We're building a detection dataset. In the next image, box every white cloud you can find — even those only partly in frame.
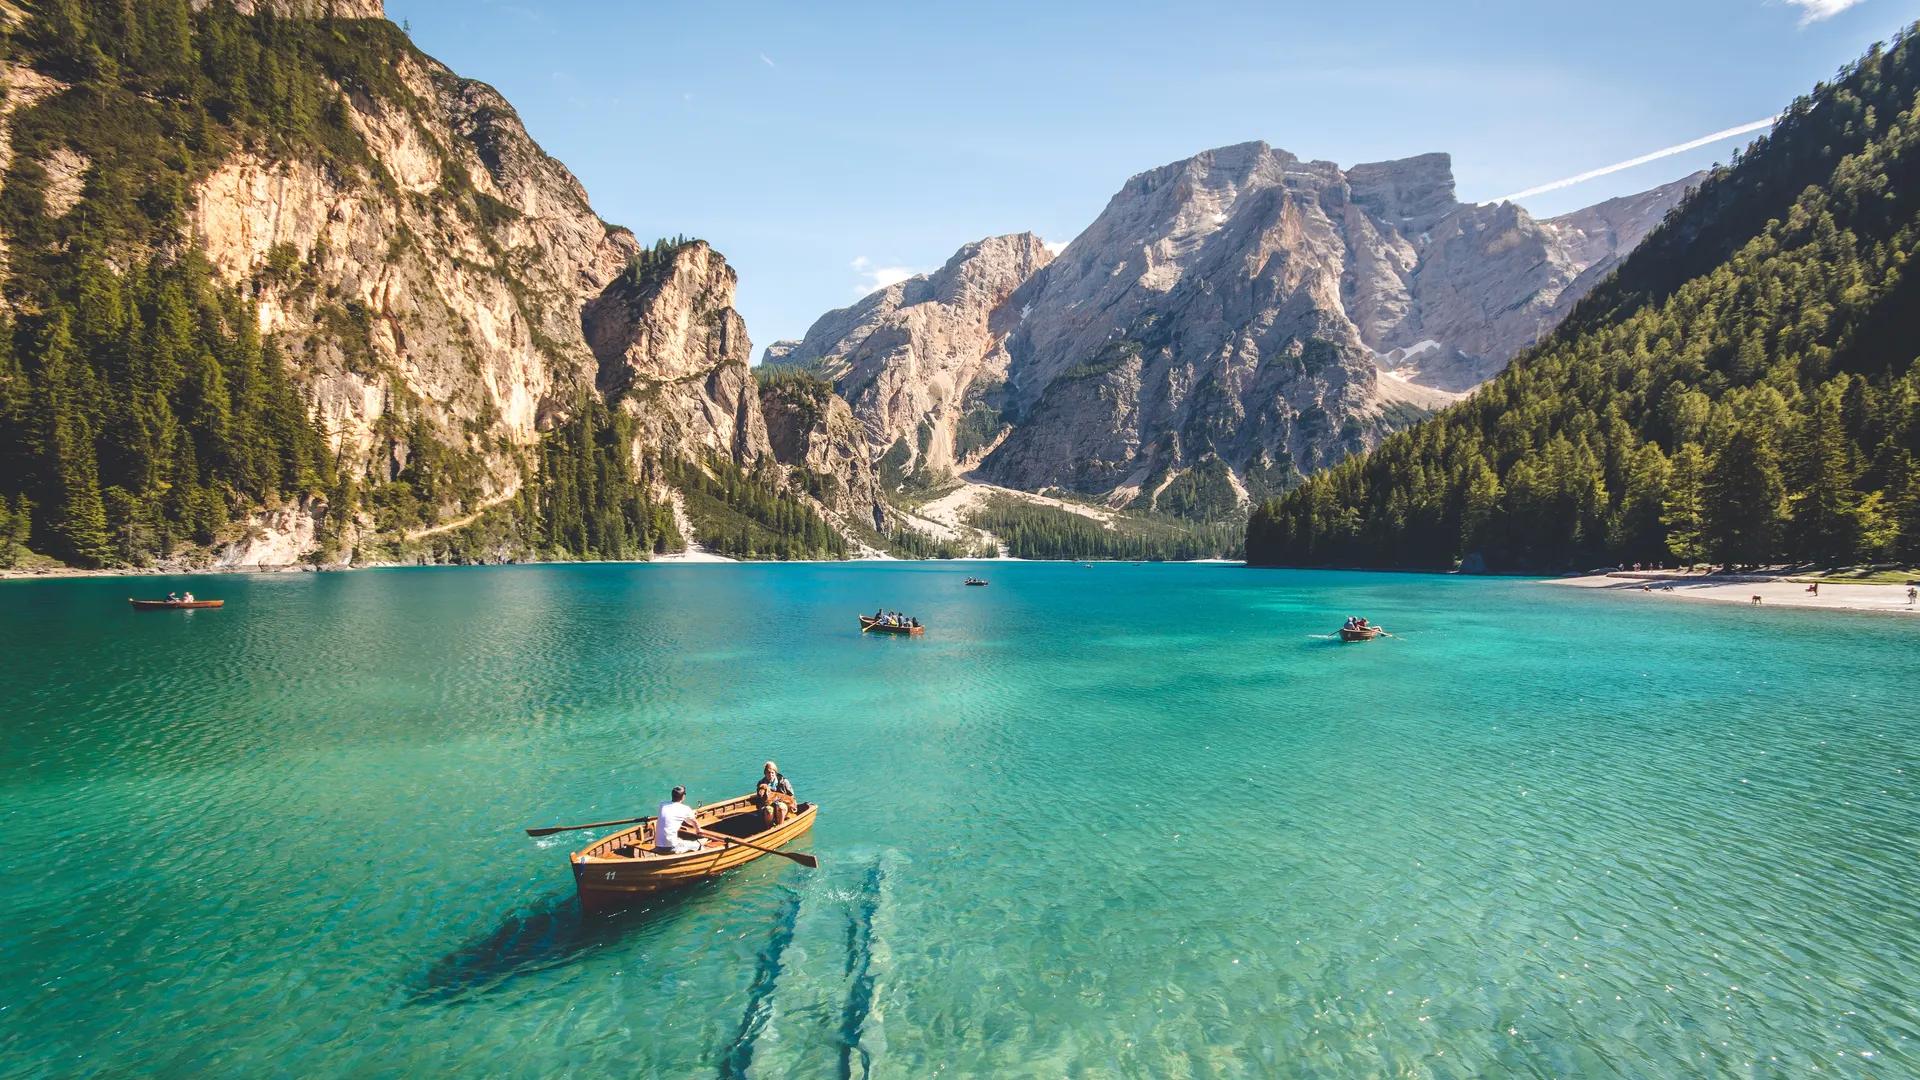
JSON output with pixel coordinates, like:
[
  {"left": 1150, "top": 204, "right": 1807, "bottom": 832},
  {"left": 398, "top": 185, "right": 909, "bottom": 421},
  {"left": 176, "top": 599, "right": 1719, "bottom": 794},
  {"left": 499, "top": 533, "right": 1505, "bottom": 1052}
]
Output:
[
  {"left": 850, "top": 256, "right": 918, "bottom": 296},
  {"left": 1783, "top": 0, "right": 1866, "bottom": 24},
  {"left": 759, "top": 53, "right": 776, "bottom": 68},
  {"left": 1043, "top": 239, "right": 1070, "bottom": 256},
  {"left": 1489, "top": 117, "right": 1777, "bottom": 203}
]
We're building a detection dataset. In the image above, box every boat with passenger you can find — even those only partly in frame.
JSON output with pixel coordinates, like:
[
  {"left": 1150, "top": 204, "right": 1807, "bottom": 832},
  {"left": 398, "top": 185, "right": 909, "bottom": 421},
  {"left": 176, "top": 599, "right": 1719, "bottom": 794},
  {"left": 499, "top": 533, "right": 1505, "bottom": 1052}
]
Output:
[
  {"left": 570, "top": 792, "right": 818, "bottom": 912},
  {"left": 129, "top": 597, "right": 224, "bottom": 610},
  {"left": 859, "top": 613, "right": 924, "bottom": 635},
  {"left": 1337, "top": 616, "right": 1384, "bottom": 641}
]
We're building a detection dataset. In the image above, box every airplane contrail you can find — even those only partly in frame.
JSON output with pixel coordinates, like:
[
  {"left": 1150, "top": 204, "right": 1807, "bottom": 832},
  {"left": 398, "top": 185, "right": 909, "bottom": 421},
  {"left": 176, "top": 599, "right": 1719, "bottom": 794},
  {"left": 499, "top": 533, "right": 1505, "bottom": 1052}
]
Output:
[{"left": 1489, "top": 117, "right": 1779, "bottom": 203}]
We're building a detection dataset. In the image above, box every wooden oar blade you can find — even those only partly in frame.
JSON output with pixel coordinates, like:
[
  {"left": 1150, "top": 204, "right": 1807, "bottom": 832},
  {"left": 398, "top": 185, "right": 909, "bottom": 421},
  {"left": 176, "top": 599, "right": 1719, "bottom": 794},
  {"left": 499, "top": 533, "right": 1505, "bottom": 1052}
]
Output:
[
  {"left": 784, "top": 851, "right": 820, "bottom": 869},
  {"left": 524, "top": 814, "right": 648, "bottom": 839}
]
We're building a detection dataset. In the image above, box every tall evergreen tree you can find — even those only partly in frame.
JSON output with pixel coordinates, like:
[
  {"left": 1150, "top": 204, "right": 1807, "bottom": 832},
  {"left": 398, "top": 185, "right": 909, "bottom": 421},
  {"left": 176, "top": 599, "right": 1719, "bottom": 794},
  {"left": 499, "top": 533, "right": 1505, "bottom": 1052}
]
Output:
[{"left": 1704, "top": 428, "right": 1786, "bottom": 568}]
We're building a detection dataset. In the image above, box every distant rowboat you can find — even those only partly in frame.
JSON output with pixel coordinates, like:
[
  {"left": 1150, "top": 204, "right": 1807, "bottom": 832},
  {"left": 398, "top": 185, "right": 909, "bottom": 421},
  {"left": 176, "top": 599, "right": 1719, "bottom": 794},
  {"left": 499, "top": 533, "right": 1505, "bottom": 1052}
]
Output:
[
  {"left": 1338, "top": 625, "right": 1383, "bottom": 642},
  {"left": 571, "top": 793, "right": 817, "bottom": 912},
  {"left": 963, "top": 578, "right": 988, "bottom": 586},
  {"left": 859, "top": 615, "right": 923, "bottom": 635},
  {"left": 129, "top": 598, "right": 224, "bottom": 610}
]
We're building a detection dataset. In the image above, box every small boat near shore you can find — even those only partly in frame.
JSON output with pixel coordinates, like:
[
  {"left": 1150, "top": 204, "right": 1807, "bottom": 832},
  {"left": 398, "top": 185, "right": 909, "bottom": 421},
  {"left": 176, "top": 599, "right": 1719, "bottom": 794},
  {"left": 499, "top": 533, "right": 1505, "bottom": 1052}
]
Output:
[
  {"left": 859, "top": 614, "right": 924, "bottom": 635},
  {"left": 129, "top": 598, "right": 224, "bottom": 610},
  {"left": 964, "top": 577, "right": 988, "bottom": 586},
  {"left": 1338, "top": 624, "right": 1384, "bottom": 641},
  {"left": 571, "top": 792, "right": 817, "bottom": 912}
]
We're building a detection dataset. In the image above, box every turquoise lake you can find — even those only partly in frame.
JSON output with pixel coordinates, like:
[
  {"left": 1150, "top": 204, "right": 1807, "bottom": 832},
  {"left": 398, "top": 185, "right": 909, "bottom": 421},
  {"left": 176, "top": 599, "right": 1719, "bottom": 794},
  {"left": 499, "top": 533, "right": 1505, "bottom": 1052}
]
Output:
[{"left": 2, "top": 563, "right": 1916, "bottom": 1077}]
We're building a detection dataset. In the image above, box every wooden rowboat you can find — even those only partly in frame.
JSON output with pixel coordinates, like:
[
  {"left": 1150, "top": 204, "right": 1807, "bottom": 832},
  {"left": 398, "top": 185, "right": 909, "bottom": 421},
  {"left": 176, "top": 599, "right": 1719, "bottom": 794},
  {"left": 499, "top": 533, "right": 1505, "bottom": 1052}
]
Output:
[
  {"left": 571, "top": 792, "right": 817, "bottom": 912},
  {"left": 859, "top": 615, "right": 924, "bottom": 635},
  {"left": 129, "top": 598, "right": 224, "bottom": 610},
  {"left": 1338, "top": 625, "right": 1383, "bottom": 641},
  {"left": 963, "top": 578, "right": 988, "bottom": 586}
]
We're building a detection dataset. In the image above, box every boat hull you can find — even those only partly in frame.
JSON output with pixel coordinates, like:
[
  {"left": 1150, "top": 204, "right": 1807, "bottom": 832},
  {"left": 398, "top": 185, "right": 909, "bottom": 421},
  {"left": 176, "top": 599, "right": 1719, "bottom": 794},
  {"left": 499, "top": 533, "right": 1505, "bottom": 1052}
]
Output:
[
  {"left": 129, "top": 599, "right": 224, "bottom": 610},
  {"left": 1338, "top": 626, "right": 1382, "bottom": 641},
  {"left": 571, "top": 793, "right": 817, "bottom": 912},
  {"left": 858, "top": 616, "right": 924, "bottom": 635}
]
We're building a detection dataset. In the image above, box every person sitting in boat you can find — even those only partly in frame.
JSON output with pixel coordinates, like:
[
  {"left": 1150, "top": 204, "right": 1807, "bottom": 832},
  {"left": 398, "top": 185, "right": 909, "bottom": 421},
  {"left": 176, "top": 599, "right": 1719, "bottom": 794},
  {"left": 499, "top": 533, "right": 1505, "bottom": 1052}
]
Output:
[
  {"left": 654, "top": 786, "right": 716, "bottom": 855},
  {"left": 753, "top": 761, "right": 797, "bottom": 826},
  {"left": 181, "top": 591, "right": 195, "bottom": 603},
  {"left": 166, "top": 592, "right": 179, "bottom": 602}
]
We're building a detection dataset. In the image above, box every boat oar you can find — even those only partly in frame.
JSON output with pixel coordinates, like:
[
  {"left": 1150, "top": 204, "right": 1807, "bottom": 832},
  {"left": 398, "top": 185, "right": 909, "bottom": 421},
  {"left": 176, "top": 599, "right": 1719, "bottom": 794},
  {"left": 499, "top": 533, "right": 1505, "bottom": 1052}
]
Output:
[
  {"left": 709, "top": 830, "right": 819, "bottom": 869},
  {"left": 525, "top": 815, "right": 650, "bottom": 838}
]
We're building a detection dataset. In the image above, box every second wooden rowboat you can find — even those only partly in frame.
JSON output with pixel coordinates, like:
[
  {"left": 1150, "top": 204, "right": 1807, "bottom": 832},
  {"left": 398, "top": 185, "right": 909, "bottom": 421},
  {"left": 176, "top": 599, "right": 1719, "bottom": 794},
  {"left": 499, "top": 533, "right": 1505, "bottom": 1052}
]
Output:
[
  {"left": 129, "top": 598, "right": 225, "bottom": 610},
  {"left": 859, "top": 615, "right": 924, "bottom": 635},
  {"left": 571, "top": 792, "right": 817, "bottom": 912}
]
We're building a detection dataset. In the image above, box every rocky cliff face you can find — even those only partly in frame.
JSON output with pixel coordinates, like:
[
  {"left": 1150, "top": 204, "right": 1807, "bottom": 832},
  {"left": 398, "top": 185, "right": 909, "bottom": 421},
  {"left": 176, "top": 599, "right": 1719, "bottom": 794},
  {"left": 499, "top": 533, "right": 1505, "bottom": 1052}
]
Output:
[
  {"left": 767, "top": 233, "right": 1051, "bottom": 483},
  {"left": 758, "top": 376, "right": 888, "bottom": 535},
  {"left": 583, "top": 241, "right": 770, "bottom": 467},
  {"left": 780, "top": 142, "right": 1694, "bottom": 516},
  {"left": 190, "top": 0, "right": 386, "bottom": 18},
  {"left": 171, "top": 4, "right": 868, "bottom": 560}
]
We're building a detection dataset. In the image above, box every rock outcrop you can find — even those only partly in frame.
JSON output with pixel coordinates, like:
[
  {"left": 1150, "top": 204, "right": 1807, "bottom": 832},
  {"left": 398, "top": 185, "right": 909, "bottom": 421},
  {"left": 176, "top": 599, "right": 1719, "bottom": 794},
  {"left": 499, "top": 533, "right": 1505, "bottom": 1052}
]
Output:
[
  {"left": 583, "top": 241, "right": 770, "bottom": 467},
  {"left": 191, "top": 0, "right": 386, "bottom": 18},
  {"left": 758, "top": 376, "right": 888, "bottom": 534},
  {"left": 769, "top": 233, "right": 1051, "bottom": 483},
  {"left": 167, "top": 1, "right": 865, "bottom": 561},
  {"left": 188, "top": 45, "right": 636, "bottom": 529},
  {"left": 778, "top": 142, "right": 1696, "bottom": 516}
]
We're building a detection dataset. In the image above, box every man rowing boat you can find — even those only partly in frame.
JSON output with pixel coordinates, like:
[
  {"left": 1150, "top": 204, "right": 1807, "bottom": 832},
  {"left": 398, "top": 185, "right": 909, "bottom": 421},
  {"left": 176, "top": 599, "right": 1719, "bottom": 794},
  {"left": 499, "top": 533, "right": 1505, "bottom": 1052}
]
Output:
[{"left": 653, "top": 785, "right": 719, "bottom": 854}]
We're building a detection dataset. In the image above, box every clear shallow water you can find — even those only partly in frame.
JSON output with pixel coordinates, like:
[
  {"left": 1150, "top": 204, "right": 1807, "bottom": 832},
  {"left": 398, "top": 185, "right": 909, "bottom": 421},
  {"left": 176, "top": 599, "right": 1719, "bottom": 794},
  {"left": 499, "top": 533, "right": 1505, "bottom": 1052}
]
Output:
[{"left": 1, "top": 564, "right": 1916, "bottom": 1078}]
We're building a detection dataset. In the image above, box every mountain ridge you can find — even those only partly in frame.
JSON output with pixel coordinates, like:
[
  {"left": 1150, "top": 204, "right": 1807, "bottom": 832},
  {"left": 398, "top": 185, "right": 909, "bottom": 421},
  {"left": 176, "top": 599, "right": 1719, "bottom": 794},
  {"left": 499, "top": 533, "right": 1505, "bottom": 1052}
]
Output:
[{"left": 772, "top": 142, "right": 1697, "bottom": 519}]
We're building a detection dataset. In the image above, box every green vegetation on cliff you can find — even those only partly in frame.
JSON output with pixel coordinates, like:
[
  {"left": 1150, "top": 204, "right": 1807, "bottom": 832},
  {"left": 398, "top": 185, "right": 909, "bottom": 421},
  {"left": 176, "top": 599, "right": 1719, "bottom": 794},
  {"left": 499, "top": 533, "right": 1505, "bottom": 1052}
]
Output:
[
  {"left": 0, "top": 1, "right": 437, "bottom": 566},
  {"left": 668, "top": 456, "right": 848, "bottom": 561},
  {"left": 966, "top": 496, "right": 1241, "bottom": 561},
  {"left": 1247, "top": 26, "right": 1920, "bottom": 571}
]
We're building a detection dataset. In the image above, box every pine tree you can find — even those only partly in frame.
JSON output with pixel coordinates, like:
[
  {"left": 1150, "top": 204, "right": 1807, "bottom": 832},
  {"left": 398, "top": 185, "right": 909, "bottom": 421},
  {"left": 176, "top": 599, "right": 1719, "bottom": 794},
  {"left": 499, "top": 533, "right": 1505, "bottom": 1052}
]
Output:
[
  {"left": 35, "top": 312, "right": 113, "bottom": 566},
  {"left": 1662, "top": 443, "right": 1710, "bottom": 568},
  {"left": 1786, "top": 389, "right": 1863, "bottom": 563},
  {"left": 1705, "top": 428, "right": 1786, "bottom": 568}
]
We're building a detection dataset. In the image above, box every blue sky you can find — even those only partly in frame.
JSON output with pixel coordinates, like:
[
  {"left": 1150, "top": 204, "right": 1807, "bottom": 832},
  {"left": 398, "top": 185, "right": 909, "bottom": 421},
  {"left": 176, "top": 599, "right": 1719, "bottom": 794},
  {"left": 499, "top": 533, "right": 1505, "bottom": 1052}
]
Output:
[{"left": 386, "top": 0, "right": 1920, "bottom": 353}]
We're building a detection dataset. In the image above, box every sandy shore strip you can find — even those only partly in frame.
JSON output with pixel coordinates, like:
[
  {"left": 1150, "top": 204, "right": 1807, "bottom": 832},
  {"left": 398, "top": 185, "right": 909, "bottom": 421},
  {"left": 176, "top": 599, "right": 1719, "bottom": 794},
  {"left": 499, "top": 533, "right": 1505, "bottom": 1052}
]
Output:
[{"left": 1550, "top": 571, "right": 1919, "bottom": 615}]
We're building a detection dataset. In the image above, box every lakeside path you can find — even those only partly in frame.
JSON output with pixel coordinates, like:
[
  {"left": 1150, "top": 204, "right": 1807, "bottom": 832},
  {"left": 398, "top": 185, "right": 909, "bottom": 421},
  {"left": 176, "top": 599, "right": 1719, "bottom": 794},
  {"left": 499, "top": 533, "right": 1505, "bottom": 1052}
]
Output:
[{"left": 1550, "top": 571, "right": 1919, "bottom": 615}]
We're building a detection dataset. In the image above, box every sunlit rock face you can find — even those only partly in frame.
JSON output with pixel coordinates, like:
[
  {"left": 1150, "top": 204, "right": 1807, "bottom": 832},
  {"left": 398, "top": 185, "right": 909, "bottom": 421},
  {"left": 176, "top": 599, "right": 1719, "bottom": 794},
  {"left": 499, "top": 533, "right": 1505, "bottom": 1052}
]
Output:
[{"left": 779, "top": 141, "right": 1694, "bottom": 515}]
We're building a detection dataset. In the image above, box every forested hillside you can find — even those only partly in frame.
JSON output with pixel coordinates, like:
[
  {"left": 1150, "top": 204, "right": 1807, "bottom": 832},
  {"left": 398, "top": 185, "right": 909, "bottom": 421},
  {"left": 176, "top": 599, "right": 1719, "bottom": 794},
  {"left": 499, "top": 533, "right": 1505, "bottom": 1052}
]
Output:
[
  {"left": 965, "top": 497, "right": 1241, "bottom": 561},
  {"left": 0, "top": 2, "right": 862, "bottom": 569},
  {"left": 0, "top": 2, "right": 378, "bottom": 565},
  {"left": 1247, "top": 26, "right": 1920, "bottom": 572}
]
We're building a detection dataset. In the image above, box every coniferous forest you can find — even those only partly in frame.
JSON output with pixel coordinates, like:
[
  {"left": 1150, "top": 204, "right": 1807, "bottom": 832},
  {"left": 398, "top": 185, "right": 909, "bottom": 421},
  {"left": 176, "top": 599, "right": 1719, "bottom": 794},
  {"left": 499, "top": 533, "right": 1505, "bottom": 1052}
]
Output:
[
  {"left": 0, "top": 2, "right": 377, "bottom": 567},
  {"left": 0, "top": 3, "right": 845, "bottom": 567},
  {"left": 1247, "top": 26, "right": 1920, "bottom": 572}
]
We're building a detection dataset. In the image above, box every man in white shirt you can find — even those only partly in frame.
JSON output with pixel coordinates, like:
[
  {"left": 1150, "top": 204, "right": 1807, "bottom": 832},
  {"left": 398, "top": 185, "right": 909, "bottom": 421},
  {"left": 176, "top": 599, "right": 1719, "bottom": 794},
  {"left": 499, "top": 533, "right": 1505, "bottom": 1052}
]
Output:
[{"left": 654, "top": 786, "right": 716, "bottom": 855}]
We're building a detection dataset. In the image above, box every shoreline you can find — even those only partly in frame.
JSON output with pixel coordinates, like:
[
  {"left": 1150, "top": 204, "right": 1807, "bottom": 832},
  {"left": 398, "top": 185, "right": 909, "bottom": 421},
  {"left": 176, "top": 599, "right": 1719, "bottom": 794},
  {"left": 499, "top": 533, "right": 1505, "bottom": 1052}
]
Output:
[
  {"left": 1548, "top": 570, "right": 1919, "bottom": 616},
  {"left": 0, "top": 554, "right": 1248, "bottom": 582}
]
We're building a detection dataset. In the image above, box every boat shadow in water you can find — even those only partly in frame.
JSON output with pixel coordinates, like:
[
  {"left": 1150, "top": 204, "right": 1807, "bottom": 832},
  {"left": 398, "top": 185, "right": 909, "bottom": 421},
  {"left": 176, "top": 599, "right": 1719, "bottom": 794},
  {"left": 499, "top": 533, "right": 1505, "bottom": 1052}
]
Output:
[{"left": 407, "top": 884, "right": 717, "bottom": 1005}]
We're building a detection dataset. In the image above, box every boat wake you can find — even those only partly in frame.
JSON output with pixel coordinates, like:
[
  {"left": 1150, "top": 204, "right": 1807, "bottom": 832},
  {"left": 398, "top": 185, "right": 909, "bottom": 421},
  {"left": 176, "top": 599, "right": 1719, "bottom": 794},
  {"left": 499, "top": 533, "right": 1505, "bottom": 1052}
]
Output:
[
  {"left": 721, "top": 891, "right": 804, "bottom": 1078},
  {"left": 714, "top": 852, "right": 903, "bottom": 1077},
  {"left": 837, "top": 858, "right": 891, "bottom": 1079}
]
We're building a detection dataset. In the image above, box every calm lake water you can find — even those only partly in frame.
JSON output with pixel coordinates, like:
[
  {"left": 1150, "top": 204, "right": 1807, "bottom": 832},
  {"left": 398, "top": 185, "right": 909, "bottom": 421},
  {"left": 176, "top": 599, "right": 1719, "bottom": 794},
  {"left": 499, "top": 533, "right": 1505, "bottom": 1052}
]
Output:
[{"left": 1, "top": 563, "right": 1916, "bottom": 1077}]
